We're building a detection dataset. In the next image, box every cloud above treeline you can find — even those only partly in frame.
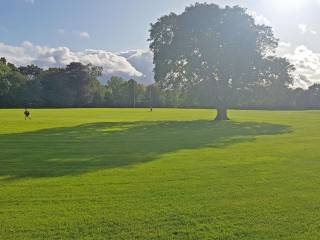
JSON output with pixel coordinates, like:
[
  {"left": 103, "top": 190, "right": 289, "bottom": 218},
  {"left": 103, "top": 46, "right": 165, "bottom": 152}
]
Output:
[
  {"left": 298, "top": 24, "right": 317, "bottom": 35},
  {"left": 0, "top": 41, "right": 319, "bottom": 88},
  {"left": 248, "top": 11, "right": 271, "bottom": 26},
  {"left": 0, "top": 41, "right": 154, "bottom": 84},
  {"left": 277, "top": 42, "right": 320, "bottom": 89}
]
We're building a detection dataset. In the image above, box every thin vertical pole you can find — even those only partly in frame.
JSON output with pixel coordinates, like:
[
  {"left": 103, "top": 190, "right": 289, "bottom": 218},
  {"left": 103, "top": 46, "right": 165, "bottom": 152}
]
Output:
[
  {"left": 133, "top": 81, "right": 136, "bottom": 110},
  {"left": 149, "top": 85, "right": 152, "bottom": 109}
]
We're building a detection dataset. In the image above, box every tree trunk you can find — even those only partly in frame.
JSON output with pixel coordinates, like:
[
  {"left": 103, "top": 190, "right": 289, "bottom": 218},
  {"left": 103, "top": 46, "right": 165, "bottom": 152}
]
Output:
[{"left": 215, "top": 107, "right": 229, "bottom": 121}]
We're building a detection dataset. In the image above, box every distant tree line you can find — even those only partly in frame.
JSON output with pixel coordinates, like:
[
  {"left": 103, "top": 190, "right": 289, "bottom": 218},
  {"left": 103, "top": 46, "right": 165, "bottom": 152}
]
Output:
[
  {"left": 0, "top": 57, "right": 186, "bottom": 108},
  {"left": 0, "top": 57, "right": 319, "bottom": 109}
]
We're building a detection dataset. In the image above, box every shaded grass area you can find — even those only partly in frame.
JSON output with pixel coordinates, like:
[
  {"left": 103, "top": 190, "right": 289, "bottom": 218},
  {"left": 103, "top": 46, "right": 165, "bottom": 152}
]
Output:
[
  {"left": 1, "top": 109, "right": 320, "bottom": 239},
  {"left": 0, "top": 120, "right": 289, "bottom": 180}
]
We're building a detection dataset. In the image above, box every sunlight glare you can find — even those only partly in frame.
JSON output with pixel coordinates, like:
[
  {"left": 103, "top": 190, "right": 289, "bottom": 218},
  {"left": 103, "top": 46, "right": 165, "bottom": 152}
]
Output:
[{"left": 272, "top": 0, "right": 305, "bottom": 11}]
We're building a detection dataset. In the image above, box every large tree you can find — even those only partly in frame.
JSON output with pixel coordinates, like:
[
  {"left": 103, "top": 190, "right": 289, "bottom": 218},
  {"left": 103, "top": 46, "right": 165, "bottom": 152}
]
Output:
[{"left": 149, "top": 3, "right": 295, "bottom": 120}]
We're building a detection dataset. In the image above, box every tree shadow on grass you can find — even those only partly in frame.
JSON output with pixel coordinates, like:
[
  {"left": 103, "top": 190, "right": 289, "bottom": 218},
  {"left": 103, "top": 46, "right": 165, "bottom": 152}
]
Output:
[{"left": 0, "top": 120, "right": 290, "bottom": 180}]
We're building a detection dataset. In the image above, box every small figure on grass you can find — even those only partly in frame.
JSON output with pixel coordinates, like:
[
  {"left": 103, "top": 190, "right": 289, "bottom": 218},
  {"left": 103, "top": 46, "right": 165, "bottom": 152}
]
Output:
[{"left": 24, "top": 108, "right": 31, "bottom": 120}]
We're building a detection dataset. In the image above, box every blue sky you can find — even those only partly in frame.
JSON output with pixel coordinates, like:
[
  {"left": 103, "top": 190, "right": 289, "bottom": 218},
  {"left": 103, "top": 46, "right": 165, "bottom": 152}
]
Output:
[
  {"left": 1, "top": 0, "right": 319, "bottom": 51},
  {"left": 0, "top": 0, "right": 319, "bottom": 87},
  {"left": 1, "top": 0, "right": 218, "bottom": 51}
]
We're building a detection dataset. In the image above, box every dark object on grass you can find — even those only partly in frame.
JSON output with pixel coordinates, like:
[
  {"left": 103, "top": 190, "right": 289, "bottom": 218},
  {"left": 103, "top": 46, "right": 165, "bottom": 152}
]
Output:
[{"left": 24, "top": 109, "right": 31, "bottom": 120}]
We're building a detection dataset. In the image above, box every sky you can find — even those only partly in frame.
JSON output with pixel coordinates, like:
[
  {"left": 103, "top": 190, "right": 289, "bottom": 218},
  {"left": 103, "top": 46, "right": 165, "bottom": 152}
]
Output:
[{"left": 0, "top": 0, "right": 319, "bottom": 87}]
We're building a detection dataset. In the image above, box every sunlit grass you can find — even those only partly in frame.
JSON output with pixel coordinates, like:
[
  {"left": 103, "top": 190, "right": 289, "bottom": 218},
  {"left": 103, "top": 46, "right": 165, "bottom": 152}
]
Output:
[{"left": 0, "top": 108, "right": 320, "bottom": 239}]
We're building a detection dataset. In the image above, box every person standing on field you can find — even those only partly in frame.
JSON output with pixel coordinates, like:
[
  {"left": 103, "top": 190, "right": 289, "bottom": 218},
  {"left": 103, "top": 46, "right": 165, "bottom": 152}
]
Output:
[{"left": 24, "top": 108, "right": 31, "bottom": 120}]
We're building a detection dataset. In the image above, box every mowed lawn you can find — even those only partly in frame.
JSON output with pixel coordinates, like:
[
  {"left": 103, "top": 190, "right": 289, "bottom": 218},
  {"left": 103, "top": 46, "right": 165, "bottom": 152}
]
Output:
[{"left": 1, "top": 109, "right": 320, "bottom": 239}]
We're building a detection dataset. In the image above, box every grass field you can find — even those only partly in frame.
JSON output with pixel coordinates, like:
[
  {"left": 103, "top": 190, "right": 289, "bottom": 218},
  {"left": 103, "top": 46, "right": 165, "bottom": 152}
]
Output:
[{"left": 1, "top": 108, "right": 320, "bottom": 239}]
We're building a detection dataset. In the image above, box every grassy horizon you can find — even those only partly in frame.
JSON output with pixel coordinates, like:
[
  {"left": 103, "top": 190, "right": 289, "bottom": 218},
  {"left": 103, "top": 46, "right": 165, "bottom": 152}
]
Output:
[{"left": 1, "top": 109, "right": 320, "bottom": 239}]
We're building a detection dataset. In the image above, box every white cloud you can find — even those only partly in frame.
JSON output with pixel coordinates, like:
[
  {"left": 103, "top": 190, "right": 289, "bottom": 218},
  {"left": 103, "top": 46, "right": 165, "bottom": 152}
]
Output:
[
  {"left": 79, "top": 31, "right": 90, "bottom": 39},
  {"left": 248, "top": 11, "right": 271, "bottom": 26},
  {"left": 0, "top": 42, "right": 33, "bottom": 66},
  {"left": 310, "top": 29, "right": 317, "bottom": 35},
  {"left": 71, "top": 30, "right": 90, "bottom": 39},
  {"left": 298, "top": 24, "right": 317, "bottom": 35},
  {"left": 118, "top": 50, "right": 154, "bottom": 84},
  {"left": 298, "top": 24, "right": 307, "bottom": 34},
  {"left": 24, "top": 0, "right": 35, "bottom": 4},
  {"left": 79, "top": 49, "right": 142, "bottom": 77},
  {"left": 21, "top": 41, "right": 33, "bottom": 48},
  {"left": 276, "top": 41, "right": 293, "bottom": 56},
  {"left": 0, "top": 41, "right": 152, "bottom": 82},
  {"left": 279, "top": 42, "right": 291, "bottom": 48},
  {"left": 278, "top": 43, "right": 320, "bottom": 88}
]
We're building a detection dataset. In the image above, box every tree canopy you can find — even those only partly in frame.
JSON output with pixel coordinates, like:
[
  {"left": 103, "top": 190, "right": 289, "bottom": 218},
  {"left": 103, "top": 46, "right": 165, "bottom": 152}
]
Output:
[{"left": 149, "top": 3, "right": 296, "bottom": 120}]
